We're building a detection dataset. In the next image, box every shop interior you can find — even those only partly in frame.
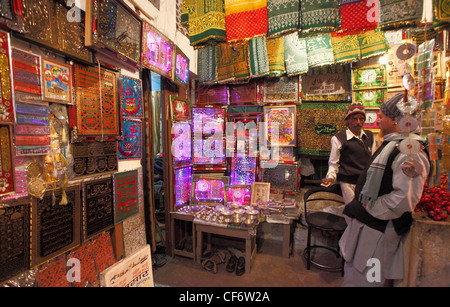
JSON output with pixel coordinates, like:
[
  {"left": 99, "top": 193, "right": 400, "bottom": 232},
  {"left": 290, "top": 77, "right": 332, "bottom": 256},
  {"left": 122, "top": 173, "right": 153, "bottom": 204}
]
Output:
[{"left": 0, "top": 0, "right": 449, "bottom": 288}]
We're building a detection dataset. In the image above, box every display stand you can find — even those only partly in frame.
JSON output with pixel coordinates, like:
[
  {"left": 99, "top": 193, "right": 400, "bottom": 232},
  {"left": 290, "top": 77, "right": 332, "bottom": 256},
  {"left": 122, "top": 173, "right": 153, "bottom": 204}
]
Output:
[
  {"left": 170, "top": 212, "right": 196, "bottom": 261},
  {"left": 195, "top": 220, "right": 257, "bottom": 273}
]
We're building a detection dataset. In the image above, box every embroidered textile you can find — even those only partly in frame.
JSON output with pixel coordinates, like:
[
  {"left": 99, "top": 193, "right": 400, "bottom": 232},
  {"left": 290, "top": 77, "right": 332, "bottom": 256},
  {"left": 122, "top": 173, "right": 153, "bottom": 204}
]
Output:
[
  {"left": 197, "top": 45, "right": 217, "bottom": 83},
  {"left": 306, "top": 34, "right": 335, "bottom": 68},
  {"left": 118, "top": 118, "right": 142, "bottom": 160},
  {"left": 186, "top": 0, "right": 226, "bottom": 47},
  {"left": 358, "top": 27, "right": 389, "bottom": 58},
  {"left": 249, "top": 36, "right": 270, "bottom": 77},
  {"left": 216, "top": 43, "right": 235, "bottom": 82},
  {"left": 225, "top": 0, "right": 268, "bottom": 43},
  {"left": 297, "top": 102, "right": 350, "bottom": 156},
  {"left": 379, "top": 0, "right": 423, "bottom": 28},
  {"left": 267, "top": 0, "right": 300, "bottom": 38},
  {"left": 284, "top": 32, "right": 308, "bottom": 76},
  {"left": 339, "top": 0, "right": 379, "bottom": 34},
  {"left": 301, "top": 0, "right": 341, "bottom": 34},
  {"left": 331, "top": 33, "right": 361, "bottom": 63},
  {"left": 266, "top": 36, "right": 286, "bottom": 76},
  {"left": 231, "top": 42, "right": 251, "bottom": 81},
  {"left": 436, "top": 0, "right": 450, "bottom": 21}
]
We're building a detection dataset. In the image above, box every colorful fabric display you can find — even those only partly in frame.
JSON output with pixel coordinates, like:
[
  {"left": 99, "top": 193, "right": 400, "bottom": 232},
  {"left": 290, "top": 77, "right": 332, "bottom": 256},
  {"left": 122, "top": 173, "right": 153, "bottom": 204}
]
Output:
[
  {"left": 358, "top": 27, "right": 389, "bottom": 58},
  {"left": 331, "top": 33, "right": 361, "bottom": 63},
  {"left": 338, "top": 0, "right": 379, "bottom": 34},
  {"left": 266, "top": 36, "right": 286, "bottom": 76},
  {"left": 231, "top": 42, "right": 251, "bottom": 81},
  {"left": 379, "top": 0, "right": 423, "bottom": 28},
  {"left": 435, "top": 0, "right": 450, "bottom": 21},
  {"left": 224, "top": 0, "right": 268, "bottom": 43},
  {"left": 197, "top": 45, "right": 216, "bottom": 83},
  {"left": 216, "top": 43, "right": 235, "bottom": 82},
  {"left": 249, "top": 36, "right": 270, "bottom": 77},
  {"left": 185, "top": 0, "right": 227, "bottom": 47},
  {"left": 267, "top": 0, "right": 300, "bottom": 38},
  {"left": 284, "top": 32, "right": 308, "bottom": 76},
  {"left": 306, "top": 34, "right": 335, "bottom": 68},
  {"left": 301, "top": 0, "right": 341, "bottom": 34}
]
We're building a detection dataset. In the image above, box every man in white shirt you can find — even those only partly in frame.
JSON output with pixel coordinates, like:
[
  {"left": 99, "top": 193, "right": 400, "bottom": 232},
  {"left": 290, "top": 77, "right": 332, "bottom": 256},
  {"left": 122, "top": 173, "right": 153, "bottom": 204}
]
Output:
[{"left": 322, "top": 103, "right": 375, "bottom": 205}]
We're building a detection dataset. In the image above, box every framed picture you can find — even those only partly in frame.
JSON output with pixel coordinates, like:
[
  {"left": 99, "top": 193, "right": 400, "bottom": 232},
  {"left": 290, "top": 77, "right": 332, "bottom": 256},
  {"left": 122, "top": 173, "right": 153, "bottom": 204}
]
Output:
[
  {"left": 113, "top": 169, "right": 139, "bottom": 223},
  {"left": 141, "top": 21, "right": 174, "bottom": 79},
  {"left": 226, "top": 185, "right": 252, "bottom": 206},
  {"left": 0, "top": 125, "right": 15, "bottom": 196},
  {"left": 170, "top": 96, "right": 190, "bottom": 121},
  {"left": 30, "top": 185, "right": 81, "bottom": 267},
  {"left": 250, "top": 182, "right": 271, "bottom": 205},
  {"left": 85, "top": 0, "right": 142, "bottom": 69},
  {"left": 302, "top": 65, "right": 351, "bottom": 102},
  {"left": 118, "top": 118, "right": 142, "bottom": 160},
  {"left": 260, "top": 161, "right": 300, "bottom": 192},
  {"left": 119, "top": 76, "right": 143, "bottom": 118},
  {"left": 263, "top": 76, "right": 299, "bottom": 104},
  {"left": 41, "top": 58, "right": 73, "bottom": 104},
  {"left": 173, "top": 46, "right": 189, "bottom": 87},
  {"left": 81, "top": 176, "right": 115, "bottom": 242},
  {"left": 264, "top": 105, "right": 296, "bottom": 147},
  {"left": 190, "top": 174, "right": 229, "bottom": 206},
  {"left": 363, "top": 109, "right": 380, "bottom": 129},
  {"left": 353, "top": 89, "right": 387, "bottom": 108},
  {"left": 72, "top": 141, "right": 118, "bottom": 178}
]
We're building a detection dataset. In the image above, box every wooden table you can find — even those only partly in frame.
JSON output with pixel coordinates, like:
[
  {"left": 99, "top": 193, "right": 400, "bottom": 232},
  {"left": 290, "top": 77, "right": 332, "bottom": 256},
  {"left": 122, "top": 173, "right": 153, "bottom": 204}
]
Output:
[{"left": 195, "top": 220, "right": 257, "bottom": 273}]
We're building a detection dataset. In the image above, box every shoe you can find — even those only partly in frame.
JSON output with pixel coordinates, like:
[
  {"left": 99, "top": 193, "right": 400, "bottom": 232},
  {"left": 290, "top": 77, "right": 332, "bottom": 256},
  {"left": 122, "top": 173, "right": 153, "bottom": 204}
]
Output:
[
  {"left": 235, "top": 257, "right": 245, "bottom": 276},
  {"left": 226, "top": 255, "right": 237, "bottom": 273}
]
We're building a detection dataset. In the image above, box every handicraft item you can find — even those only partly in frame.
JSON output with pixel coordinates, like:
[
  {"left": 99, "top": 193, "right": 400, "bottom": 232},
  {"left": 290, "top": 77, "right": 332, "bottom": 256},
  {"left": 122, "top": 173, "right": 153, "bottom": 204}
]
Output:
[
  {"left": 119, "top": 76, "right": 143, "bottom": 118},
  {"left": 118, "top": 117, "right": 142, "bottom": 160},
  {"left": 267, "top": 0, "right": 300, "bottom": 38},
  {"left": 260, "top": 161, "right": 300, "bottom": 192},
  {"left": 30, "top": 184, "right": 81, "bottom": 267},
  {"left": 72, "top": 141, "right": 118, "bottom": 178},
  {"left": 113, "top": 169, "right": 139, "bottom": 223},
  {"left": 41, "top": 58, "right": 72, "bottom": 104},
  {"left": 0, "top": 30, "right": 14, "bottom": 124},
  {"left": 191, "top": 174, "right": 229, "bottom": 206},
  {"left": 264, "top": 105, "right": 296, "bottom": 147}
]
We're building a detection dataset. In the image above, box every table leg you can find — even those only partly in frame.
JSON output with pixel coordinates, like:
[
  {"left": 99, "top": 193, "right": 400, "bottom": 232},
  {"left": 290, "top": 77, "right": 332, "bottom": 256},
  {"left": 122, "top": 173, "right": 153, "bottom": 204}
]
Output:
[
  {"left": 245, "top": 238, "right": 251, "bottom": 273},
  {"left": 282, "top": 223, "right": 291, "bottom": 258},
  {"left": 196, "top": 229, "right": 202, "bottom": 264}
]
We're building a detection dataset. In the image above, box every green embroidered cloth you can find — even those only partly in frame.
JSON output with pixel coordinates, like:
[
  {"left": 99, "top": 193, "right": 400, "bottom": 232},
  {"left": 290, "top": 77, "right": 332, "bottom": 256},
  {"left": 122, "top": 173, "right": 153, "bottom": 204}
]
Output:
[
  {"left": 266, "top": 36, "right": 286, "bottom": 76},
  {"left": 358, "top": 28, "right": 389, "bottom": 59},
  {"left": 306, "top": 34, "right": 335, "bottom": 68},
  {"left": 379, "top": 0, "right": 423, "bottom": 29},
  {"left": 300, "top": 0, "right": 341, "bottom": 35},
  {"left": 297, "top": 102, "right": 350, "bottom": 156},
  {"left": 186, "top": 0, "right": 227, "bottom": 47},
  {"left": 284, "top": 32, "right": 308, "bottom": 76},
  {"left": 231, "top": 42, "right": 250, "bottom": 81},
  {"left": 249, "top": 36, "right": 270, "bottom": 77},
  {"left": 267, "top": 0, "right": 300, "bottom": 38},
  {"left": 435, "top": 0, "right": 450, "bottom": 21},
  {"left": 216, "top": 43, "right": 235, "bottom": 82},
  {"left": 197, "top": 45, "right": 216, "bottom": 83},
  {"left": 331, "top": 34, "right": 361, "bottom": 64}
]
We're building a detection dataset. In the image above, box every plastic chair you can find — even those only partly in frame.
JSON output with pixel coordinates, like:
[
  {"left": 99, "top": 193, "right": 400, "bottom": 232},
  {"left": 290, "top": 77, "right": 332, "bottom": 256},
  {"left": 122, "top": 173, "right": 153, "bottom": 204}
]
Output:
[{"left": 302, "top": 185, "right": 347, "bottom": 276}]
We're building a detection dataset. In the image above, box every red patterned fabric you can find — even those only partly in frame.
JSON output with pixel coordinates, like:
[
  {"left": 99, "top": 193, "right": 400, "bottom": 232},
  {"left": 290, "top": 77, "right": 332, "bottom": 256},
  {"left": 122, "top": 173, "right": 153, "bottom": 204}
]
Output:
[
  {"left": 339, "top": 0, "right": 379, "bottom": 34},
  {"left": 225, "top": 2, "right": 268, "bottom": 43}
]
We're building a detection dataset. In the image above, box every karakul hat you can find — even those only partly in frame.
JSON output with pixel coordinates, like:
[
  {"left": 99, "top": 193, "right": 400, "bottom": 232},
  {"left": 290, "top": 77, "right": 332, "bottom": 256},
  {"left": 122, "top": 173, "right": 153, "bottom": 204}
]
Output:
[
  {"left": 345, "top": 103, "right": 366, "bottom": 120},
  {"left": 379, "top": 93, "right": 403, "bottom": 121}
]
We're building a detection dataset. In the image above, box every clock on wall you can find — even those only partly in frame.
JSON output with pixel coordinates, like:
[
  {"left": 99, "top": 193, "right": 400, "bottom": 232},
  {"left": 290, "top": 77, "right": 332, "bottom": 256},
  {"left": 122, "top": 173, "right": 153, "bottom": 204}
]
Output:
[
  {"left": 363, "top": 109, "right": 380, "bottom": 129},
  {"left": 353, "top": 89, "right": 387, "bottom": 108},
  {"left": 352, "top": 65, "right": 387, "bottom": 90}
]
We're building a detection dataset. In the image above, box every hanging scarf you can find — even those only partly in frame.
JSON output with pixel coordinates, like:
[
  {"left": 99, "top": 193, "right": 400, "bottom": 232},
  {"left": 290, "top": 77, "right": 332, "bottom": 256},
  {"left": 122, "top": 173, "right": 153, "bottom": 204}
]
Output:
[
  {"left": 248, "top": 36, "right": 270, "bottom": 77},
  {"left": 197, "top": 45, "right": 216, "bottom": 84},
  {"left": 284, "top": 32, "right": 308, "bottom": 76},
  {"left": 379, "top": 0, "right": 423, "bottom": 29},
  {"left": 301, "top": 0, "right": 341, "bottom": 35},
  {"left": 338, "top": 0, "right": 379, "bottom": 35},
  {"left": 266, "top": 36, "right": 286, "bottom": 76},
  {"left": 331, "top": 33, "right": 361, "bottom": 64},
  {"left": 225, "top": 0, "right": 268, "bottom": 43},
  {"left": 187, "top": 0, "right": 227, "bottom": 47},
  {"left": 267, "top": 0, "right": 300, "bottom": 38},
  {"left": 216, "top": 43, "right": 235, "bottom": 82},
  {"left": 231, "top": 42, "right": 250, "bottom": 81},
  {"left": 306, "top": 34, "right": 335, "bottom": 68},
  {"left": 358, "top": 27, "right": 389, "bottom": 59}
]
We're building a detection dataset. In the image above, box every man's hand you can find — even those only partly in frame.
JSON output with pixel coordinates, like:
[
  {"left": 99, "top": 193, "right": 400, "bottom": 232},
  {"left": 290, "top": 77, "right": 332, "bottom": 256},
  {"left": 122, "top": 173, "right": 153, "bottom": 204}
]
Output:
[{"left": 321, "top": 178, "right": 335, "bottom": 187}]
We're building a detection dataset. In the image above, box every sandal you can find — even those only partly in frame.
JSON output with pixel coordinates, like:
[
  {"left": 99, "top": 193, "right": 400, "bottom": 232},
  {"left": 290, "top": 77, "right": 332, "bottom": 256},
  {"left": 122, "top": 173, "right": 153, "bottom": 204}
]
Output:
[
  {"left": 201, "top": 259, "right": 217, "bottom": 273},
  {"left": 201, "top": 250, "right": 226, "bottom": 273},
  {"left": 235, "top": 257, "right": 245, "bottom": 276},
  {"left": 226, "top": 255, "right": 237, "bottom": 273}
]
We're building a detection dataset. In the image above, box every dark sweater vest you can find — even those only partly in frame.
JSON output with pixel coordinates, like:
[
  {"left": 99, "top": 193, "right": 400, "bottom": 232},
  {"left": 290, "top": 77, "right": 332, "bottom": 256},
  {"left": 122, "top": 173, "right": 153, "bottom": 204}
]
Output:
[
  {"left": 335, "top": 130, "right": 374, "bottom": 184},
  {"left": 343, "top": 141, "right": 414, "bottom": 235}
]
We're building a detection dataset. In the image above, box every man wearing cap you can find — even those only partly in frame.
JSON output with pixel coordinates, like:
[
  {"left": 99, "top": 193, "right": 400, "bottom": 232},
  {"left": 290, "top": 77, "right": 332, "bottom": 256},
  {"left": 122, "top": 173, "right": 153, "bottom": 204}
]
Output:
[
  {"left": 339, "top": 93, "right": 430, "bottom": 287},
  {"left": 322, "top": 103, "right": 375, "bottom": 206}
]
